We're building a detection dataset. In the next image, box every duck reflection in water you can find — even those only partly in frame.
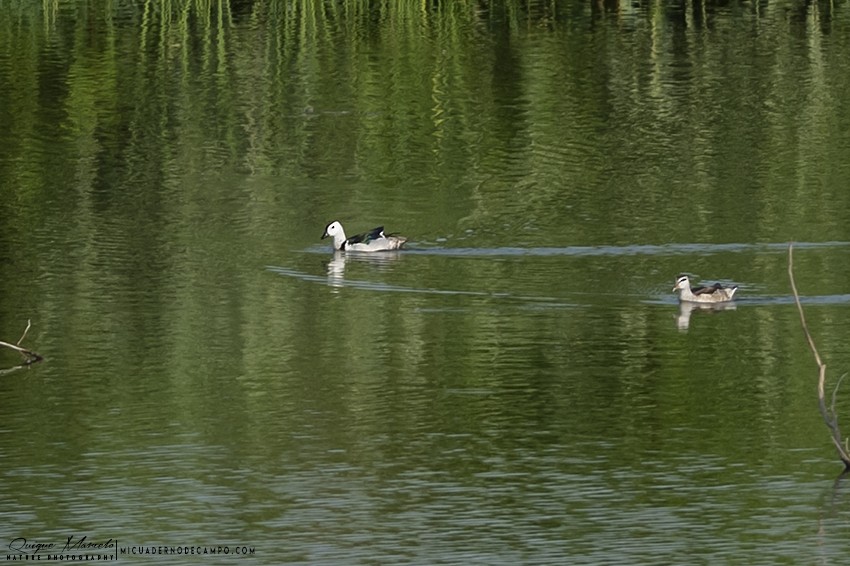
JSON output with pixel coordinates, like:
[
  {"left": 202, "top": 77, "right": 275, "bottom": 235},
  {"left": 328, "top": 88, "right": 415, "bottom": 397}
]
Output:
[
  {"left": 326, "top": 251, "right": 403, "bottom": 289},
  {"left": 677, "top": 301, "right": 737, "bottom": 331}
]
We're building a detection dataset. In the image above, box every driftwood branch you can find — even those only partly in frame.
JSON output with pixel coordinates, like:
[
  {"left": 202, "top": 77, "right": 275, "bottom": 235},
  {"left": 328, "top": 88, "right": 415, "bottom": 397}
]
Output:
[
  {"left": 788, "top": 243, "right": 850, "bottom": 470},
  {"left": 0, "top": 319, "right": 43, "bottom": 372},
  {"left": 17, "top": 318, "right": 32, "bottom": 345}
]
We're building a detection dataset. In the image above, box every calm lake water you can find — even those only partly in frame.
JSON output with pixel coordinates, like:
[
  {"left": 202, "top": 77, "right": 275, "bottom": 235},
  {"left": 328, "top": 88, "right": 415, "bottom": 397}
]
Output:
[{"left": 3, "top": 1, "right": 850, "bottom": 563}]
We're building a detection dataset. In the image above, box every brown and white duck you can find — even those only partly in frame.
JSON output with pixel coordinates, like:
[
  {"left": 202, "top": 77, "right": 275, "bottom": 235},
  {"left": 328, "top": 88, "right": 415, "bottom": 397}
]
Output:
[{"left": 673, "top": 274, "right": 738, "bottom": 303}]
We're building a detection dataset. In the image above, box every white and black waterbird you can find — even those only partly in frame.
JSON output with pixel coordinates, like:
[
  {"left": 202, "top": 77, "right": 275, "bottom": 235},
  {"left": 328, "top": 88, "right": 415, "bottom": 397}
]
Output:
[{"left": 321, "top": 221, "right": 407, "bottom": 252}]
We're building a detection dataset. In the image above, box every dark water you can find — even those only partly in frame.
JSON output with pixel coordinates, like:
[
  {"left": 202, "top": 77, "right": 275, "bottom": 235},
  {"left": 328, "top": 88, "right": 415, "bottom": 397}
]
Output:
[{"left": 3, "top": 1, "right": 850, "bottom": 563}]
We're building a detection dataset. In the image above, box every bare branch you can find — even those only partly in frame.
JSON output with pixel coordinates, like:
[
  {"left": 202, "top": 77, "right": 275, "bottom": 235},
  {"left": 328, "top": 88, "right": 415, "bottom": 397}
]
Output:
[
  {"left": 788, "top": 244, "right": 824, "bottom": 367},
  {"left": 832, "top": 373, "right": 847, "bottom": 420},
  {"left": 788, "top": 242, "right": 850, "bottom": 469},
  {"left": 17, "top": 319, "right": 32, "bottom": 346},
  {"left": 1, "top": 320, "right": 43, "bottom": 370}
]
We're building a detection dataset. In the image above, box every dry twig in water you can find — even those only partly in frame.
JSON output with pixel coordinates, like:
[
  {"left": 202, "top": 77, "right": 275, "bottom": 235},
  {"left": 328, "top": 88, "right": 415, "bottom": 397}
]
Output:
[
  {"left": 0, "top": 319, "right": 43, "bottom": 369},
  {"left": 788, "top": 243, "right": 850, "bottom": 470}
]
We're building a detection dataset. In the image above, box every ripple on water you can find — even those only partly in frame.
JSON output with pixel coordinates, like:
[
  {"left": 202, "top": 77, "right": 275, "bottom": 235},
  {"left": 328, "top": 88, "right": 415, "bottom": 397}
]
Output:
[{"left": 400, "top": 240, "right": 850, "bottom": 258}]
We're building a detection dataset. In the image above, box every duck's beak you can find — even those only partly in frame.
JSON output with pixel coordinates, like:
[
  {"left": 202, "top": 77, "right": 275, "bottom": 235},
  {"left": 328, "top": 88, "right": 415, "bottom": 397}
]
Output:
[
  {"left": 672, "top": 284, "right": 678, "bottom": 292},
  {"left": 321, "top": 230, "right": 329, "bottom": 240}
]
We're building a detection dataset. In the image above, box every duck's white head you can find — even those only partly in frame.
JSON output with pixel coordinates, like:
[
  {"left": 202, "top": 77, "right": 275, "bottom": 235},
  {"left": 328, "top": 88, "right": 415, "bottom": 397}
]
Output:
[
  {"left": 321, "top": 220, "right": 346, "bottom": 250},
  {"left": 673, "top": 274, "right": 690, "bottom": 292}
]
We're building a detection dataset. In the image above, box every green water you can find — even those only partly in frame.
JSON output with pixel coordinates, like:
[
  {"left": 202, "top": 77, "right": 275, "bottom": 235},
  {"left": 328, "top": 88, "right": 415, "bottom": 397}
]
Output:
[{"left": 3, "top": 1, "right": 850, "bottom": 563}]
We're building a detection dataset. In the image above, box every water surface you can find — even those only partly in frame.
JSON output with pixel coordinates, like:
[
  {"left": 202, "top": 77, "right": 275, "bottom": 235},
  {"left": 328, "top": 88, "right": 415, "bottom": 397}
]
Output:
[{"left": 3, "top": 1, "right": 850, "bottom": 564}]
